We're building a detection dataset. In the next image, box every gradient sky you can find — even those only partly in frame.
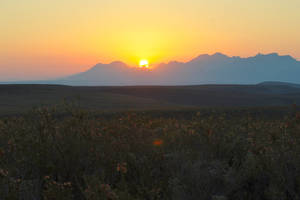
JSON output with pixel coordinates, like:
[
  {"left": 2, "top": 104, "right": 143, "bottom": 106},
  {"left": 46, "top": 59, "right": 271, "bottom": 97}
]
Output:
[{"left": 1, "top": 0, "right": 300, "bottom": 81}]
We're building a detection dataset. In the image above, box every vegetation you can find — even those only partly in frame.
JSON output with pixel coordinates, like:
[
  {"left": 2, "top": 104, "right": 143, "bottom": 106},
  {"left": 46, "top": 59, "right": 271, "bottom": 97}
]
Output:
[{"left": 1, "top": 104, "right": 300, "bottom": 199}]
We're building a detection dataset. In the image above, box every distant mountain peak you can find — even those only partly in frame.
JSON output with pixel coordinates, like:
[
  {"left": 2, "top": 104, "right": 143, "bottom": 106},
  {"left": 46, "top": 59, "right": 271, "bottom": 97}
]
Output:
[
  {"left": 268, "top": 52, "right": 279, "bottom": 56},
  {"left": 89, "top": 61, "right": 128, "bottom": 70},
  {"left": 197, "top": 53, "right": 210, "bottom": 57},
  {"left": 167, "top": 61, "right": 184, "bottom": 65},
  {"left": 256, "top": 52, "right": 279, "bottom": 57},
  {"left": 212, "top": 52, "right": 229, "bottom": 57},
  {"left": 109, "top": 61, "right": 128, "bottom": 67},
  {"left": 189, "top": 52, "right": 229, "bottom": 63},
  {"left": 252, "top": 52, "right": 298, "bottom": 62},
  {"left": 59, "top": 52, "right": 300, "bottom": 86}
]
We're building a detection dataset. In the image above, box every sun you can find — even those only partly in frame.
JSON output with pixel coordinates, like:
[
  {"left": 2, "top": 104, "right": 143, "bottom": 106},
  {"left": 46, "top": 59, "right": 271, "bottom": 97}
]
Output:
[{"left": 139, "top": 59, "right": 149, "bottom": 68}]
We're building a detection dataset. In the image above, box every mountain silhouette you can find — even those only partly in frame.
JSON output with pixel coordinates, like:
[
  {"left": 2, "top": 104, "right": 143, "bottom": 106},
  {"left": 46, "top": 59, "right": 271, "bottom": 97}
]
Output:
[{"left": 53, "top": 53, "right": 300, "bottom": 86}]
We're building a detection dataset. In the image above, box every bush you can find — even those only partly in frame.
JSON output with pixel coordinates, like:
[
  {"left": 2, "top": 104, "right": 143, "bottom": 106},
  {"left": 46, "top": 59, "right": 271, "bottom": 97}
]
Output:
[{"left": 0, "top": 105, "right": 300, "bottom": 199}]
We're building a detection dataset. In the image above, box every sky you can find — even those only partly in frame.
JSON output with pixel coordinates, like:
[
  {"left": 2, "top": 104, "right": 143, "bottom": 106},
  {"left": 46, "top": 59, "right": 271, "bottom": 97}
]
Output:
[{"left": 1, "top": 0, "right": 300, "bottom": 81}]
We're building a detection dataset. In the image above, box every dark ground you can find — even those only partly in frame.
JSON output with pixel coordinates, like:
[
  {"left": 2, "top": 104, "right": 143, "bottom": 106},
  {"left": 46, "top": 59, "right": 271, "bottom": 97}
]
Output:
[{"left": 1, "top": 83, "right": 300, "bottom": 115}]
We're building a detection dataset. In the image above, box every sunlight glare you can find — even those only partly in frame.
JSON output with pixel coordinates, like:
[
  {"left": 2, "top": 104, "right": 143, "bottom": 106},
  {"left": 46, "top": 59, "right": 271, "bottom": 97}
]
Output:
[{"left": 139, "top": 59, "right": 149, "bottom": 68}]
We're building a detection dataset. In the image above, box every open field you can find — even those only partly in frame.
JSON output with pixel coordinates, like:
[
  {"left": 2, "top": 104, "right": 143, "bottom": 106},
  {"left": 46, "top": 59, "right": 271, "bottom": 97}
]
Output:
[
  {"left": 1, "top": 83, "right": 300, "bottom": 115},
  {"left": 0, "top": 85, "right": 182, "bottom": 115},
  {"left": 1, "top": 84, "right": 300, "bottom": 199}
]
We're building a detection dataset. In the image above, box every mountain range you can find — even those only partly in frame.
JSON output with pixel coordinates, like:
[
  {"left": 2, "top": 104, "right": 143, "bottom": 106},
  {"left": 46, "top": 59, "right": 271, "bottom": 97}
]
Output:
[{"left": 2, "top": 53, "right": 300, "bottom": 86}]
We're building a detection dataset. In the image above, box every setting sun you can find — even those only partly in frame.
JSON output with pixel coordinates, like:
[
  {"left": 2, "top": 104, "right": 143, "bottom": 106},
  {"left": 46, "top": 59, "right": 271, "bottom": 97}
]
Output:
[{"left": 139, "top": 60, "right": 149, "bottom": 68}]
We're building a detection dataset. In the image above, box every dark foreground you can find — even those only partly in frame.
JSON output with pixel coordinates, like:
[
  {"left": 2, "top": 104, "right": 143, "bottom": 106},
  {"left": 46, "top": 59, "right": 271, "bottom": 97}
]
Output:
[{"left": 1, "top": 105, "right": 300, "bottom": 200}]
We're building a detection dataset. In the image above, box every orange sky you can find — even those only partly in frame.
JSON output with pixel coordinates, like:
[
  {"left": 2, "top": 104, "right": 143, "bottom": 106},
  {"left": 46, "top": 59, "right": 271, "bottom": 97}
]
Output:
[{"left": 1, "top": 0, "right": 300, "bottom": 81}]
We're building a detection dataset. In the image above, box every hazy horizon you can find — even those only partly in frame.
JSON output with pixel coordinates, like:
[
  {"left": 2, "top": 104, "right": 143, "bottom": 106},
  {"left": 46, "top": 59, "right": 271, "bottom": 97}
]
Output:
[{"left": 0, "top": 52, "right": 299, "bottom": 82}]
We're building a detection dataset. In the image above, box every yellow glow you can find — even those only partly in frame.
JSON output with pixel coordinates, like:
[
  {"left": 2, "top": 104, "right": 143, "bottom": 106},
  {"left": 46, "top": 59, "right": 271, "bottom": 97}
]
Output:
[
  {"left": 139, "top": 59, "right": 149, "bottom": 68},
  {"left": 1, "top": 0, "right": 300, "bottom": 80}
]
